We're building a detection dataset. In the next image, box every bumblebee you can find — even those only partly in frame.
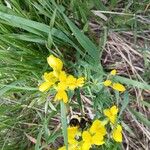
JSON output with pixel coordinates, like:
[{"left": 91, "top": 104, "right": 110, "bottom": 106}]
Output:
[{"left": 69, "top": 115, "right": 91, "bottom": 130}]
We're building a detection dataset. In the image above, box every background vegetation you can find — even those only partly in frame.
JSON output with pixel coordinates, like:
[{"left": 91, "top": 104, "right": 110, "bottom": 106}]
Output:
[{"left": 0, "top": 0, "right": 150, "bottom": 150}]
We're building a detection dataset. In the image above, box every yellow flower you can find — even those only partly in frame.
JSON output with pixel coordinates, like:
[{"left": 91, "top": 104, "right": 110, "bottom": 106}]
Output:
[
  {"left": 43, "top": 72, "right": 57, "bottom": 82},
  {"left": 110, "top": 69, "right": 117, "bottom": 76},
  {"left": 103, "top": 105, "right": 118, "bottom": 124},
  {"left": 90, "top": 120, "right": 106, "bottom": 136},
  {"left": 112, "top": 83, "right": 126, "bottom": 92},
  {"left": 82, "top": 130, "right": 104, "bottom": 150},
  {"left": 81, "top": 119, "right": 106, "bottom": 150},
  {"left": 54, "top": 90, "right": 68, "bottom": 103},
  {"left": 112, "top": 124, "right": 123, "bottom": 142},
  {"left": 91, "top": 132, "right": 105, "bottom": 145},
  {"left": 47, "top": 55, "right": 63, "bottom": 72},
  {"left": 59, "top": 71, "right": 67, "bottom": 82},
  {"left": 67, "top": 75, "right": 77, "bottom": 90},
  {"left": 103, "top": 80, "right": 112, "bottom": 86},
  {"left": 58, "top": 146, "right": 65, "bottom": 150},
  {"left": 39, "top": 72, "right": 57, "bottom": 92},
  {"left": 76, "top": 77, "right": 85, "bottom": 87},
  {"left": 58, "top": 144, "right": 81, "bottom": 150},
  {"left": 82, "top": 131, "right": 92, "bottom": 150},
  {"left": 58, "top": 146, "right": 66, "bottom": 150},
  {"left": 39, "top": 82, "right": 53, "bottom": 92},
  {"left": 58, "top": 127, "right": 81, "bottom": 150},
  {"left": 56, "top": 82, "right": 68, "bottom": 91},
  {"left": 39, "top": 55, "right": 85, "bottom": 104},
  {"left": 67, "top": 76, "right": 85, "bottom": 90},
  {"left": 68, "top": 126, "right": 80, "bottom": 144}
]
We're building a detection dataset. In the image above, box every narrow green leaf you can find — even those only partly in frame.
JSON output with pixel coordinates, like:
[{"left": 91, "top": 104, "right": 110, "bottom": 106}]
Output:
[
  {"left": 122, "top": 121, "right": 136, "bottom": 137},
  {"left": 0, "top": 11, "right": 86, "bottom": 58},
  {"left": 0, "top": 11, "right": 49, "bottom": 33},
  {"left": 48, "top": 131, "right": 62, "bottom": 144},
  {"left": 115, "top": 76, "right": 150, "bottom": 90},
  {"left": 35, "top": 128, "right": 43, "bottom": 150},
  {"left": 44, "top": 100, "right": 49, "bottom": 114},
  {"left": 76, "top": 89, "right": 83, "bottom": 114},
  {"left": 129, "top": 108, "right": 150, "bottom": 127},
  {"left": 48, "top": 101, "right": 57, "bottom": 111},
  {"left": 141, "top": 100, "right": 150, "bottom": 108},
  {"left": 0, "top": 11, "right": 74, "bottom": 45},
  {"left": 0, "top": 84, "right": 38, "bottom": 91},
  {"left": 0, "top": 4, "right": 21, "bottom": 16},
  {"left": 49, "top": 8, "right": 57, "bottom": 29},
  {"left": 5, "top": 34, "right": 46, "bottom": 44},
  {"left": 62, "top": 14, "right": 99, "bottom": 63},
  {"left": 60, "top": 101, "right": 68, "bottom": 150},
  {"left": 119, "top": 91, "right": 129, "bottom": 117},
  {"left": 0, "top": 81, "right": 22, "bottom": 96}
]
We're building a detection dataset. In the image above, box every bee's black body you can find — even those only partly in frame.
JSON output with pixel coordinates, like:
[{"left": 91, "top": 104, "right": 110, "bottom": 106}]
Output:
[
  {"left": 69, "top": 115, "right": 91, "bottom": 130},
  {"left": 69, "top": 118, "right": 80, "bottom": 127}
]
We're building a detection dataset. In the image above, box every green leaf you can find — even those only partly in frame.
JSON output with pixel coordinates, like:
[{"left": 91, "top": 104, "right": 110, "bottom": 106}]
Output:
[
  {"left": 35, "top": 128, "right": 43, "bottom": 150},
  {"left": 60, "top": 101, "right": 68, "bottom": 150},
  {"left": 0, "top": 11, "right": 75, "bottom": 46},
  {"left": 0, "top": 81, "right": 19, "bottom": 96},
  {"left": 62, "top": 14, "right": 99, "bottom": 64},
  {"left": 119, "top": 91, "right": 130, "bottom": 117},
  {"left": 141, "top": 100, "right": 150, "bottom": 108},
  {"left": 115, "top": 76, "right": 150, "bottom": 90},
  {"left": 129, "top": 108, "right": 150, "bottom": 127},
  {"left": 49, "top": 8, "right": 57, "bottom": 29},
  {"left": 47, "top": 131, "right": 62, "bottom": 144},
  {"left": 122, "top": 121, "right": 136, "bottom": 137},
  {"left": 48, "top": 101, "right": 57, "bottom": 111},
  {"left": 49, "top": 8, "right": 104, "bottom": 70},
  {"left": 0, "top": 84, "right": 38, "bottom": 91},
  {"left": 76, "top": 89, "right": 83, "bottom": 114},
  {"left": 5, "top": 34, "right": 46, "bottom": 44}
]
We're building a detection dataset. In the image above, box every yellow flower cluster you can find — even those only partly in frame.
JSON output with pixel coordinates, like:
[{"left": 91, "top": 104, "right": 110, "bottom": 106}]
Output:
[
  {"left": 39, "top": 55, "right": 85, "bottom": 103},
  {"left": 58, "top": 105, "right": 123, "bottom": 150},
  {"left": 58, "top": 119, "right": 106, "bottom": 150},
  {"left": 82, "top": 120, "right": 106, "bottom": 150},
  {"left": 103, "top": 69, "right": 126, "bottom": 92},
  {"left": 104, "top": 105, "right": 123, "bottom": 142}
]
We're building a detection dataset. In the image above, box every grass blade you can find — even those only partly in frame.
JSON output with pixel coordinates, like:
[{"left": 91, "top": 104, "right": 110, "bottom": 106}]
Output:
[
  {"left": 129, "top": 108, "right": 150, "bottom": 127},
  {"left": 60, "top": 101, "right": 68, "bottom": 150},
  {"left": 62, "top": 14, "right": 99, "bottom": 64},
  {"left": 115, "top": 76, "right": 150, "bottom": 90},
  {"left": 0, "top": 84, "right": 38, "bottom": 91},
  {"left": 35, "top": 128, "right": 43, "bottom": 150},
  {"left": 119, "top": 91, "right": 130, "bottom": 117}
]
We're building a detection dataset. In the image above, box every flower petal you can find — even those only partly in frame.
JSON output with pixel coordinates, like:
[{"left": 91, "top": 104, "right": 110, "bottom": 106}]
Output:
[
  {"left": 110, "top": 69, "right": 117, "bottom": 76},
  {"left": 82, "top": 142, "right": 91, "bottom": 150},
  {"left": 112, "top": 83, "right": 126, "bottom": 92},
  {"left": 112, "top": 124, "right": 123, "bottom": 142},
  {"left": 103, "top": 80, "right": 112, "bottom": 86},
  {"left": 90, "top": 120, "right": 100, "bottom": 133},
  {"left": 67, "top": 75, "right": 77, "bottom": 90},
  {"left": 47, "top": 55, "right": 63, "bottom": 71},
  {"left": 104, "top": 107, "right": 117, "bottom": 124},
  {"left": 76, "top": 77, "right": 84, "bottom": 87},
  {"left": 82, "top": 131, "right": 92, "bottom": 142},
  {"left": 54, "top": 90, "right": 68, "bottom": 103},
  {"left": 39, "top": 82, "right": 53, "bottom": 92},
  {"left": 57, "top": 82, "right": 68, "bottom": 91},
  {"left": 110, "top": 105, "right": 118, "bottom": 115},
  {"left": 90, "top": 119, "right": 106, "bottom": 136},
  {"left": 58, "top": 146, "right": 66, "bottom": 150},
  {"left": 92, "top": 133, "right": 105, "bottom": 145},
  {"left": 59, "top": 71, "right": 67, "bottom": 82},
  {"left": 103, "top": 109, "right": 110, "bottom": 117}
]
